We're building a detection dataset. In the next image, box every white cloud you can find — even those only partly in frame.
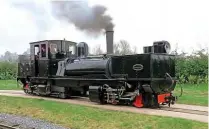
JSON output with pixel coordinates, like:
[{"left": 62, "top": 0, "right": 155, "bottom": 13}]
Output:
[{"left": 0, "top": 0, "right": 208, "bottom": 55}]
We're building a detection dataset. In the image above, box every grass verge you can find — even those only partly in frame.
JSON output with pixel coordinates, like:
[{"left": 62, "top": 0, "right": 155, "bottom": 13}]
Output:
[
  {"left": 174, "top": 83, "right": 208, "bottom": 106},
  {"left": 0, "top": 80, "right": 21, "bottom": 90},
  {"left": 0, "top": 95, "right": 208, "bottom": 129}
]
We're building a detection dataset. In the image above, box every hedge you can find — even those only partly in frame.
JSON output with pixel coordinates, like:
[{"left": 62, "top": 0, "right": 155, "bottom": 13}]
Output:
[{"left": 175, "top": 51, "right": 208, "bottom": 84}]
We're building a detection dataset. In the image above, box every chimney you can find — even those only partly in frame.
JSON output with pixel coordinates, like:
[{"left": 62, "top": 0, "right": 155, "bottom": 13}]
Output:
[{"left": 106, "top": 29, "right": 114, "bottom": 54}]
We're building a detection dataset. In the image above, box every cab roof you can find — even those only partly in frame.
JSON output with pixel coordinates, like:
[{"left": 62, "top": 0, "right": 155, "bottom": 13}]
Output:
[{"left": 29, "top": 40, "right": 77, "bottom": 45}]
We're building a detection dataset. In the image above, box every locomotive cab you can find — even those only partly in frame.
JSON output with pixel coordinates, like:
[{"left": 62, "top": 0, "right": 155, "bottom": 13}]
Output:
[{"left": 17, "top": 40, "right": 77, "bottom": 79}]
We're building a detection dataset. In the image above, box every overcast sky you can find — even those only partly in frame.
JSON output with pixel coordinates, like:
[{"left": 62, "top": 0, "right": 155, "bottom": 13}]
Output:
[{"left": 0, "top": 0, "right": 208, "bottom": 55}]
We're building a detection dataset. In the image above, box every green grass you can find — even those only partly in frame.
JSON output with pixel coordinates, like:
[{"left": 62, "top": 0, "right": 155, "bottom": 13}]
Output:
[
  {"left": 0, "top": 96, "right": 208, "bottom": 129},
  {"left": 0, "top": 80, "right": 21, "bottom": 90},
  {"left": 174, "top": 83, "right": 208, "bottom": 106},
  {"left": 0, "top": 80, "right": 208, "bottom": 106}
]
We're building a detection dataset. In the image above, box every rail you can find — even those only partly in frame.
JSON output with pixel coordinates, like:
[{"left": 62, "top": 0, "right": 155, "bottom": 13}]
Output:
[
  {"left": 159, "top": 107, "right": 208, "bottom": 116},
  {"left": 0, "top": 123, "right": 19, "bottom": 129},
  {"left": 0, "top": 123, "right": 34, "bottom": 129}
]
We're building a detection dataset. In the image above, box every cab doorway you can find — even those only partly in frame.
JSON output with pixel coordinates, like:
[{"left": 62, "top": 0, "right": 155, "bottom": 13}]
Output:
[{"left": 34, "top": 45, "right": 39, "bottom": 77}]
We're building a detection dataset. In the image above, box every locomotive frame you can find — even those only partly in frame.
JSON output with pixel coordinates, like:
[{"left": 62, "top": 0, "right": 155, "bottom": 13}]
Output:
[{"left": 17, "top": 39, "right": 177, "bottom": 108}]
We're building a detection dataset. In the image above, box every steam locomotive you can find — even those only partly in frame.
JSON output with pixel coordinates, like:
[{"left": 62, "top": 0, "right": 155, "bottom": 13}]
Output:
[{"left": 17, "top": 36, "right": 177, "bottom": 108}]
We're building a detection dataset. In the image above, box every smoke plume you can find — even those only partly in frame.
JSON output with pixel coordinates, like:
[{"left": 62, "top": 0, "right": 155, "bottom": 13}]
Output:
[{"left": 51, "top": 1, "right": 114, "bottom": 36}]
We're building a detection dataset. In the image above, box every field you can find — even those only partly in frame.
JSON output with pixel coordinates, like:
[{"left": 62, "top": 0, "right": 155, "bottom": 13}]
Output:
[
  {"left": 174, "top": 83, "right": 208, "bottom": 106},
  {"left": 0, "top": 95, "right": 208, "bottom": 129},
  {"left": 0, "top": 80, "right": 208, "bottom": 106}
]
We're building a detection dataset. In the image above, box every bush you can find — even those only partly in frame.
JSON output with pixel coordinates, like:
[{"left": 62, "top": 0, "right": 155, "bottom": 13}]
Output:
[
  {"left": 0, "top": 61, "right": 17, "bottom": 80},
  {"left": 175, "top": 49, "right": 208, "bottom": 84}
]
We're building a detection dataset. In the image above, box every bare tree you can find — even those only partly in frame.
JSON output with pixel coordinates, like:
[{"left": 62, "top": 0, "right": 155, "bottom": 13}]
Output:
[
  {"left": 132, "top": 46, "right": 137, "bottom": 54},
  {"left": 92, "top": 45, "right": 104, "bottom": 55},
  {"left": 22, "top": 48, "right": 30, "bottom": 55},
  {"left": 113, "top": 40, "right": 137, "bottom": 55},
  {"left": 113, "top": 43, "right": 120, "bottom": 55},
  {"left": 0, "top": 51, "right": 18, "bottom": 62},
  {"left": 118, "top": 40, "right": 132, "bottom": 55},
  {"left": 91, "top": 40, "right": 137, "bottom": 55}
]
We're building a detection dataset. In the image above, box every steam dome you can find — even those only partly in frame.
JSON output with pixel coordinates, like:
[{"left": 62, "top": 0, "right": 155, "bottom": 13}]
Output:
[{"left": 76, "top": 42, "right": 89, "bottom": 57}]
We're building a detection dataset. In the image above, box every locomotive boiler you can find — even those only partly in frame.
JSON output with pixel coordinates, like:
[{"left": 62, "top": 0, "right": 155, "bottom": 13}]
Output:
[{"left": 17, "top": 31, "right": 177, "bottom": 108}]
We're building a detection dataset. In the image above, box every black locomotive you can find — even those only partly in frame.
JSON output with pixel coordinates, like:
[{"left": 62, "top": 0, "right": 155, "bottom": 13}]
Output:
[{"left": 17, "top": 38, "right": 177, "bottom": 108}]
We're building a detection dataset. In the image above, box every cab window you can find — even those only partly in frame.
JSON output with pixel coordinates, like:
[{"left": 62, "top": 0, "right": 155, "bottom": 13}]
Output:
[
  {"left": 34, "top": 45, "right": 40, "bottom": 56},
  {"left": 69, "top": 45, "right": 75, "bottom": 54},
  {"left": 41, "top": 44, "right": 46, "bottom": 57},
  {"left": 50, "top": 44, "right": 57, "bottom": 54}
]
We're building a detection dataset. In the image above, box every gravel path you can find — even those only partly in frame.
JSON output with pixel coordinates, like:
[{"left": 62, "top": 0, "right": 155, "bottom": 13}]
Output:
[
  {"left": 0, "top": 90, "right": 208, "bottom": 123},
  {"left": 0, "top": 113, "right": 69, "bottom": 129}
]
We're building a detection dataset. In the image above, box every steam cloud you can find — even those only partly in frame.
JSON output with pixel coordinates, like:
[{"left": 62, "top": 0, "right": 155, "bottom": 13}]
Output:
[{"left": 51, "top": 1, "right": 114, "bottom": 36}]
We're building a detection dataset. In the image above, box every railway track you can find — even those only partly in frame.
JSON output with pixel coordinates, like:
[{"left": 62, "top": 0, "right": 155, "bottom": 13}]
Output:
[
  {"left": 62, "top": 96, "right": 209, "bottom": 117},
  {"left": 160, "top": 107, "right": 208, "bottom": 116},
  {"left": 0, "top": 123, "right": 34, "bottom": 129},
  {"left": 0, "top": 123, "right": 19, "bottom": 129},
  {"left": 62, "top": 96, "right": 209, "bottom": 116}
]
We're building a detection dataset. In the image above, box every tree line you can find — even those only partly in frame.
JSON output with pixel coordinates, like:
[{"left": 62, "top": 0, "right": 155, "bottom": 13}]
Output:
[{"left": 0, "top": 40, "right": 208, "bottom": 84}]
